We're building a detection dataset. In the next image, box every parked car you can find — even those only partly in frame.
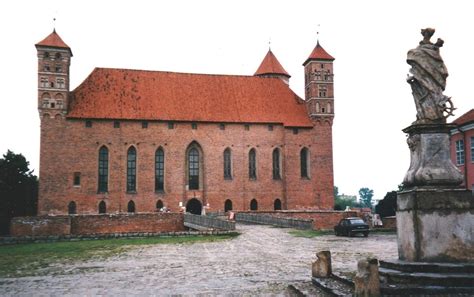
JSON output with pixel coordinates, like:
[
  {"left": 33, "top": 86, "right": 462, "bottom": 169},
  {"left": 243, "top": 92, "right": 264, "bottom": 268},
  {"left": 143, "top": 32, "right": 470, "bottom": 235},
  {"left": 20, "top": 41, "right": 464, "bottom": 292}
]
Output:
[{"left": 334, "top": 217, "right": 369, "bottom": 237}]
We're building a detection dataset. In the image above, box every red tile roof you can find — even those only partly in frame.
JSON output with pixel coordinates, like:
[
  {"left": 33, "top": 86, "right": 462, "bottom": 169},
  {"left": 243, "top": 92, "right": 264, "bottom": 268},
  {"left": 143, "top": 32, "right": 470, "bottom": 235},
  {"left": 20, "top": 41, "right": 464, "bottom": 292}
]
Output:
[
  {"left": 303, "top": 41, "right": 335, "bottom": 65},
  {"left": 68, "top": 68, "right": 313, "bottom": 127},
  {"left": 36, "top": 30, "right": 72, "bottom": 55},
  {"left": 452, "top": 109, "right": 474, "bottom": 126},
  {"left": 254, "top": 50, "right": 290, "bottom": 77}
]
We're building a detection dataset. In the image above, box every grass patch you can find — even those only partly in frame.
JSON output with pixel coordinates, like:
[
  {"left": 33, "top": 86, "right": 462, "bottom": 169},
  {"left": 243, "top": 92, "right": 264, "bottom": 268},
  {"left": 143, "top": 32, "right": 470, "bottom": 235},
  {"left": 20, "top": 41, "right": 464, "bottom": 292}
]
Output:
[
  {"left": 0, "top": 232, "right": 239, "bottom": 278},
  {"left": 288, "top": 229, "right": 333, "bottom": 238}
]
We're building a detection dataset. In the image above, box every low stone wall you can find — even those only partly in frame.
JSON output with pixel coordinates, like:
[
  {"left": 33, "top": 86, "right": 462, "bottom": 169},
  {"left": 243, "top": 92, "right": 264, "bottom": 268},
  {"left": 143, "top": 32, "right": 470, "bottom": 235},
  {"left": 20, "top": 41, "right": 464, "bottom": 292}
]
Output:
[
  {"left": 10, "top": 216, "right": 71, "bottom": 237},
  {"left": 235, "top": 212, "right": 313, "bottom": 230},
  {"left": 236, "top": 210, "right": 358, "bottom": 230},
  {"left": 10, "top": 213, "right": 185, "bottom": 237},
  {"left": 71, "top": 213, "right": 185, "bottom": 234}
]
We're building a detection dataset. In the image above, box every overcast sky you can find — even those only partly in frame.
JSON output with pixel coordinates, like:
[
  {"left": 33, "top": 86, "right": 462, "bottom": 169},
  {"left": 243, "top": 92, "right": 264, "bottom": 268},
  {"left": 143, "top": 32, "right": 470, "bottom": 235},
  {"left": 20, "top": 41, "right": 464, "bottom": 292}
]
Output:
[{"left": 1, "top": 0, "right": 473, "bottom": 200}]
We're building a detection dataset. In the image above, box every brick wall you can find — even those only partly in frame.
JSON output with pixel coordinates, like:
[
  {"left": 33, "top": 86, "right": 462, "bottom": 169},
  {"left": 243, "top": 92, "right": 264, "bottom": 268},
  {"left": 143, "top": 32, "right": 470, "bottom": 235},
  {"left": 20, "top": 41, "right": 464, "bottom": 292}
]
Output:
[
  {"left": 10, "top": 213, "right": 184, "bottom": 236},
  {"left": 71, "top": 213, "right": 185, "bottom": 234},
  {"left": 382, "top": 216, "right": 397, "bottom": 229},
  {"left": 10, "top": 216, "right": 71, "bottom": 236},
  {"left": 38, "top": 118, "right": 334, "bottom": 215},
  {"left": 237, "top": 210, "right": 357, "bottom": 230}
]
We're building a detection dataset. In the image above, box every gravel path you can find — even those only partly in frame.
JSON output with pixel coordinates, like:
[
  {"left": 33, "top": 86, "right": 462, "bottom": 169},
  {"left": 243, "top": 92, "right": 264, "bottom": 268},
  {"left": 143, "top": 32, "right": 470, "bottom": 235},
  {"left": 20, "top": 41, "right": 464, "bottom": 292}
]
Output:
[{"left": 0, "top": 224, "right": 397, "bottom": 296}]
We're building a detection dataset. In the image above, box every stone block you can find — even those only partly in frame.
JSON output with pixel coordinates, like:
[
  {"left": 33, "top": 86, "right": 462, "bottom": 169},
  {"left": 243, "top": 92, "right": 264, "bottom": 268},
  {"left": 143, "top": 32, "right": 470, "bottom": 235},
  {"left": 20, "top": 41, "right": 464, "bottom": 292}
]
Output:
[
  {"left": 354, "top": 258, "right": 380, "bottom": 297},
  {"left": 312, "top": 250, "right": 332, "bottom": 277}
]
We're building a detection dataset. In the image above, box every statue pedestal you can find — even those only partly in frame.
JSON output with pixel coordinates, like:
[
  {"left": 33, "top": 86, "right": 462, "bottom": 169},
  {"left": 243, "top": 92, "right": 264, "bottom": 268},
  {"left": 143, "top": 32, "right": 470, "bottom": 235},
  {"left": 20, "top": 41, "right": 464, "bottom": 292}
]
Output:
[
  {"left": 397, "top": 188, "right": 473, "bottom": 262},
  {"left": 403, "top": 124, "right": 463, "bottom": 187}
]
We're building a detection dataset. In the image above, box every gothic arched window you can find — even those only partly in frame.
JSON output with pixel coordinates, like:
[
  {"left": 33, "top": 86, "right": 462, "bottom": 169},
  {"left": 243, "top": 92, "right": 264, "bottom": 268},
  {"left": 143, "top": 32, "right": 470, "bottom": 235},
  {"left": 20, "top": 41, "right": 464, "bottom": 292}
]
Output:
[
  {"left": 274, "top": 199, "right": 282, "bottom": 210},
  {"left": 224, "top": 199, "right": 233, "bottom": 212},
  {"left": 155, "top": 148, "right": 164, "bottom": 191},
  {"left": 98, "top": 201, "right": 106, "bottom": 214},
  {"left": 300, "top": 147, "right": 310, "bottom": 178},
  {"left": 249, "top": 149, "right": 256, "bottom": 180},
  {"left": 250, "top": 199, "right": 258, "bottom": 211},
  {"left": 272, "top": 148, "right": 281, "bottom": 180},
  {"left": 127, "top": 200, "right": 136, "bottom": 213},
  {"left": 127, "top": 146, "right": 137, "bottom": 192},
  {"left": 224, "top": 148, "right": 232, "bottom": 180},
  {"left": 68, "top": 201, "right": 77, "bottom": 215},
  {"left": 188, "top": 148, "right": 199, "bottom": 190},
  {"left": 98, "top": 146, "right": 109, "bottom": 193}
]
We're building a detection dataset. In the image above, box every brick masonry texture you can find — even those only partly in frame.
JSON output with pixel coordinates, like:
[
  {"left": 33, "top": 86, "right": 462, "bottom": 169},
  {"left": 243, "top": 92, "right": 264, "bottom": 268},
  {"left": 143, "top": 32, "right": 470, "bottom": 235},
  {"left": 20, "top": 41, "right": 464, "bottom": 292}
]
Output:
[
  {"left": 237, "top": 210, "right": 357, "bottom": 230},
  {"left": 38, "top": 119, "right": 334, "bottom": 215},
  {"left": 10, "top": 213, "right": 185, "bottom": 237}
]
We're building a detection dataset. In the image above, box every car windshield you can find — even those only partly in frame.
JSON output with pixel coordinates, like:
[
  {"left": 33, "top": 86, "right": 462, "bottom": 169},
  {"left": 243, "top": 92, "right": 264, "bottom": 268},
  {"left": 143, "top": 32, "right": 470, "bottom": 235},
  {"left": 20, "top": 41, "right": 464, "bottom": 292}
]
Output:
[{"left": 349, "top": 219, "right": 365, "bottom": 224}]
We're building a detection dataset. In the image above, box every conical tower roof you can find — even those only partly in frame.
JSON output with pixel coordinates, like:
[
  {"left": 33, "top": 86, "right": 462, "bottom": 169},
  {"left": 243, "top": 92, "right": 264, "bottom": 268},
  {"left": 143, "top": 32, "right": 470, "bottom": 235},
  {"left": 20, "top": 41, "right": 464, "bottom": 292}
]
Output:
[
  {"left": 254, "top": 49, "right": 290, "bottom": 78},
  {"left": 35, "top": 30, "right": 72, "bottom": 55},
  {"left": 303, "top": 41, "right": 334, "bottom": 65}
]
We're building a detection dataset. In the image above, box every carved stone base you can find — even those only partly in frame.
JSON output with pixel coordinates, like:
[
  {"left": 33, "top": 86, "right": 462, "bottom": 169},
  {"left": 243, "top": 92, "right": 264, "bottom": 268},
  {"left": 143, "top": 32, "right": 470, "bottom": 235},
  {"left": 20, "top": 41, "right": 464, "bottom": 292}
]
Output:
[
  {"left": 403, "top": 124, "right": 463, "bottom": 187},
  {"left": 397, "top": 188, "right": 474, "bottom": 262}
]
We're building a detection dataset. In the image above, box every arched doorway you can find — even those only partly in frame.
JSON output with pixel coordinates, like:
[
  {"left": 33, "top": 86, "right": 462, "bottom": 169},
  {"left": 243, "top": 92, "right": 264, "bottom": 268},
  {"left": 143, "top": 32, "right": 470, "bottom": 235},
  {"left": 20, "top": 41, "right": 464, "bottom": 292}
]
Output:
[
  {"left": 274, "top": 199, "right": 282, "bottom": 210},
  {"left": 186, "top": 198, "right": 202, "bottom": 215},
  {"left": 224, "top": 199, "right": 233, "bottom": 212}
]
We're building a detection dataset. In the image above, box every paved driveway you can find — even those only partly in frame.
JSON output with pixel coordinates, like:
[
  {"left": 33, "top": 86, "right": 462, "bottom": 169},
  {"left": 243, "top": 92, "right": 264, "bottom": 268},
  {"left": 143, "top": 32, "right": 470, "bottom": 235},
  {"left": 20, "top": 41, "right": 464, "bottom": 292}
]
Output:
[{"left": 0, "top": 224, "right": 397, "bottom": 296}]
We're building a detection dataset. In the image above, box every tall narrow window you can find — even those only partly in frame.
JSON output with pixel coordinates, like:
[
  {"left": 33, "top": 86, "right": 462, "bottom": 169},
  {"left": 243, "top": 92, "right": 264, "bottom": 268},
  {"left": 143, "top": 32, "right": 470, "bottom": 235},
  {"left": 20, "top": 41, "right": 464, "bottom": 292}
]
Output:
[
  {"left": 249, "top": 149, "right": 256, "bottom": 180},
  {"left": 224, "top": 148, "right": 232, "bottom": 180},
  {"left": 73, "top": 172, "right": 81, "bottom": 186},
  {"left": 188, "top": 148, "right": 199, "bottom": 190},
  {"left": 155, "top": 148, "right": 164, "bottom": 191},
  {"left": 456, "top": 140, "right": 465, "bottom": 165},
  {"left": 68, "top": 201, "right": 77, "bottom": 215},
  {"left": 98, "top": 201, "right": 106, "bottom": 214},
  {"left": 272, "top": 148, "right": 281, "bottom": 180},
  {"left": 98, "top": 146, "right": 108, "bottom": 193},
  {"left": 471, "top": 137, "right": 474, "bottom": 162},
  {"left": 127, "top": 146, "right": 137, "bottom": 192},
  {"left": 300, "top": 148, "right": 310, "bottom": 178}
]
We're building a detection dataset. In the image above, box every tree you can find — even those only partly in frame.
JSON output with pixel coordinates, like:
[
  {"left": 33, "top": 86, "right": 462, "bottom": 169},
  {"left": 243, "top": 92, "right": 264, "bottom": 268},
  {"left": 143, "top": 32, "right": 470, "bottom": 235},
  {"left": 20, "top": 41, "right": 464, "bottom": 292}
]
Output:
[
  {"left": 375, "top": 191, "right": 397, "bottom": 218},
  {"left": 358, "top": 187, "right": 374, "bottom": 208},
  {"left": 334, "top": 186, "right": 362, "bottom": 210},
  {"left": 0, "top": 150, "right": 38, "bottom": 234}
]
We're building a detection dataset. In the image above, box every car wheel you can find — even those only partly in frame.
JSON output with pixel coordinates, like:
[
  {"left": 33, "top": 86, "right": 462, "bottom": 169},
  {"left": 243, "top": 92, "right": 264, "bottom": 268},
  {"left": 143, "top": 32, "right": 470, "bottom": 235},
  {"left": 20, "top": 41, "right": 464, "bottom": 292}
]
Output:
[
  {"left": 349, "top": 231, "right": 354, "bottom": 237},
  {"left": 364, "top": 232, "right": 369, "bottom": 237}
]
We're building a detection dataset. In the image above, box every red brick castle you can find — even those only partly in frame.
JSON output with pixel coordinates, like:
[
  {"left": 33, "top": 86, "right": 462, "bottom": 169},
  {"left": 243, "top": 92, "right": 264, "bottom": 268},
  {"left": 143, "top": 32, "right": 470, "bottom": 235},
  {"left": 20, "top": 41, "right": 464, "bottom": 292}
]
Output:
[{"left": 35, "top": 30, "right": 335, "bottom": 215}]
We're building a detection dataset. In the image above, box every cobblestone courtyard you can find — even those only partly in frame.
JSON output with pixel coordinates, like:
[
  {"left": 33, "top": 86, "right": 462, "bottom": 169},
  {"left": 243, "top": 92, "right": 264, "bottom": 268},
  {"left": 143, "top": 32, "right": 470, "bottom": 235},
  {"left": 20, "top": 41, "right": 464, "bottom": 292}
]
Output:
[{"left": 0, "top": 224, "right": 397, "bottom": 296}]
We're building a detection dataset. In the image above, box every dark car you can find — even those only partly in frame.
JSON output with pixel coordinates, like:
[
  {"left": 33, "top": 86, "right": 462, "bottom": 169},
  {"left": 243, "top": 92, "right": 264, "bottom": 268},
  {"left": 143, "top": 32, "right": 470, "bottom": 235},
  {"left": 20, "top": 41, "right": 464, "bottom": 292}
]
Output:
[{"left": 334, "top": 217, "right": 369, "bottom": 237}]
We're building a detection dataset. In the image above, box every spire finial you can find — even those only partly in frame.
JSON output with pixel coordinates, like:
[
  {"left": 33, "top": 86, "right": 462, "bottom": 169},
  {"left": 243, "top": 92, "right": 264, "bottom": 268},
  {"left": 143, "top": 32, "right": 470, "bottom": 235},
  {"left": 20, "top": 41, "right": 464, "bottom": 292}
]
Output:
[
  {"left": 53, "top": 17, "right": 56, "bottom": 32},
  {"left": 317, "top": 24, "right": 320, "bottom": 44},
  {"left": 268, "top": 37, "right": 271, "bottom": 51}
]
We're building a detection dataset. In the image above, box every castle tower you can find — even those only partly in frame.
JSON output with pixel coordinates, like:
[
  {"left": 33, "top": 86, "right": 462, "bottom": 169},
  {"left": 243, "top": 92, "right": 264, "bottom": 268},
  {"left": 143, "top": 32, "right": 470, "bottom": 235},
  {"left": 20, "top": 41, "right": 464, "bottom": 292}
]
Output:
[
  {"left": 303, "top": 41, "right": 335, "bottom": 123},
  {"left": 35, "top": 30, "right": 72, "bottom": 118},
  {"left": 254, "top": 49, "right": 291, "bottom": 84}
]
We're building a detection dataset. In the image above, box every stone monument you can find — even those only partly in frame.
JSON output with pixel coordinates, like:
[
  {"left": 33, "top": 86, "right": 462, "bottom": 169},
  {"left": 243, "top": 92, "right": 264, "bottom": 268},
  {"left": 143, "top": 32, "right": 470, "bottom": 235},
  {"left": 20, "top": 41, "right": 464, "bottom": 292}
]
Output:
[{"left": 397, "top": 28, "right": 473, "bottom": 263}]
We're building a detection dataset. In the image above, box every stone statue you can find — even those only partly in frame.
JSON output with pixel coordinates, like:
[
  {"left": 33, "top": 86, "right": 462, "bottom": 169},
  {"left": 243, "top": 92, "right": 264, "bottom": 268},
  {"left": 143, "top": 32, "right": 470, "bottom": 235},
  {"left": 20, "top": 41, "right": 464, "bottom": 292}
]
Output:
[{"left": 406, "top": 28, "right": 455, "bottom": 124}]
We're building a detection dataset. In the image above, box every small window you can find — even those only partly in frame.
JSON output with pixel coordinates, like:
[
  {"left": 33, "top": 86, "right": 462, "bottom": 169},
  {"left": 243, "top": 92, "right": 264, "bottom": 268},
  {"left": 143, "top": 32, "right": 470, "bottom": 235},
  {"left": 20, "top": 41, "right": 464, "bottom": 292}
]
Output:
[
  {"left": 114, "top": 121, "right": 120, "bottom": 128},
  {"left": 293, "top": 128, "right": 298, "bottom": 135},
  {"left": 191, "top": 123, "right": 197, "bottom": 130},
  {"left": 250, "top": 199, "right": 258, "bottom": 211},
  {"left": 220, "top": 123, "right": 225, "bottom": 130},
  {"left": 50, "top": 102, "right": 55, "bottom": 108},
  {"left": 50, "top": 82, "right": 55, "bottom": 88},
  {"left": 274, "top": 199, "right": 282, "bottom": 210},
  {"left": 224, "top": 199, "right": 233, "bottom": 212},
  {"left": 156, "top": 200, "right": 164, "bottom": 210},
  {"left": 127, "top": 200, "right": 136, "bottom": 213},
  {"left": 40, "top": 77, "right": 49, "bottom": 88},
  {"left": 85, "top": 120, "right": 92, "bottom": 128},
  {"left": 168, "top": 122, "right": 174, "bottom": 129},
  {"left": 56, "top": 78, "right": 65, "bottom": 88},
  {"left": 73, "top": 172, "right": 81, "bottom": 186},
  {"left": 98, "top": 201, "right": 106, "bottom": 214},
  {"left": 44, "top": 65, "right": 50, "bottom": 72},
  {"left": 268, "top": 125, "right": 273, "bottom": 131},
  {"left": 44, "top": 52, "right": 50, "bottom": 58},
  {"left": 55, "top": 52, "right": 62, "bottom": 59},
  {"left": 321, "top": 64, "right": 324, "bottom": 69},
  {"left": 456, "top": 140, "right": 465, "bottom": 165},
  {"left": 142, "top": 121, "right": 148, "bottom": 129},
  {"left": 245, "top": 124, "right": 250, "bottom": 131},
  {"left": 55, "top": 65, "right": 62, "bottom": 73},
  {"left": 68, "top": 201, "right": 77, "bottom": 215},
  {"left": 322, "top": 108, "right": 326, "bottom": 113}
]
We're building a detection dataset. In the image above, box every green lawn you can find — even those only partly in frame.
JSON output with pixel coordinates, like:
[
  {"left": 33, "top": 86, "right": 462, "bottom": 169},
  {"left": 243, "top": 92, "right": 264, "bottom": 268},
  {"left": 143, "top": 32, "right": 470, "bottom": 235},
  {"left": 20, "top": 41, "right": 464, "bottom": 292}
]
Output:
[
  {"left": 0, "top": 233, "right": 239, "bottom": 278},
  {"left": 288, "top": 229, "right": 333, "bottom": 238}
]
